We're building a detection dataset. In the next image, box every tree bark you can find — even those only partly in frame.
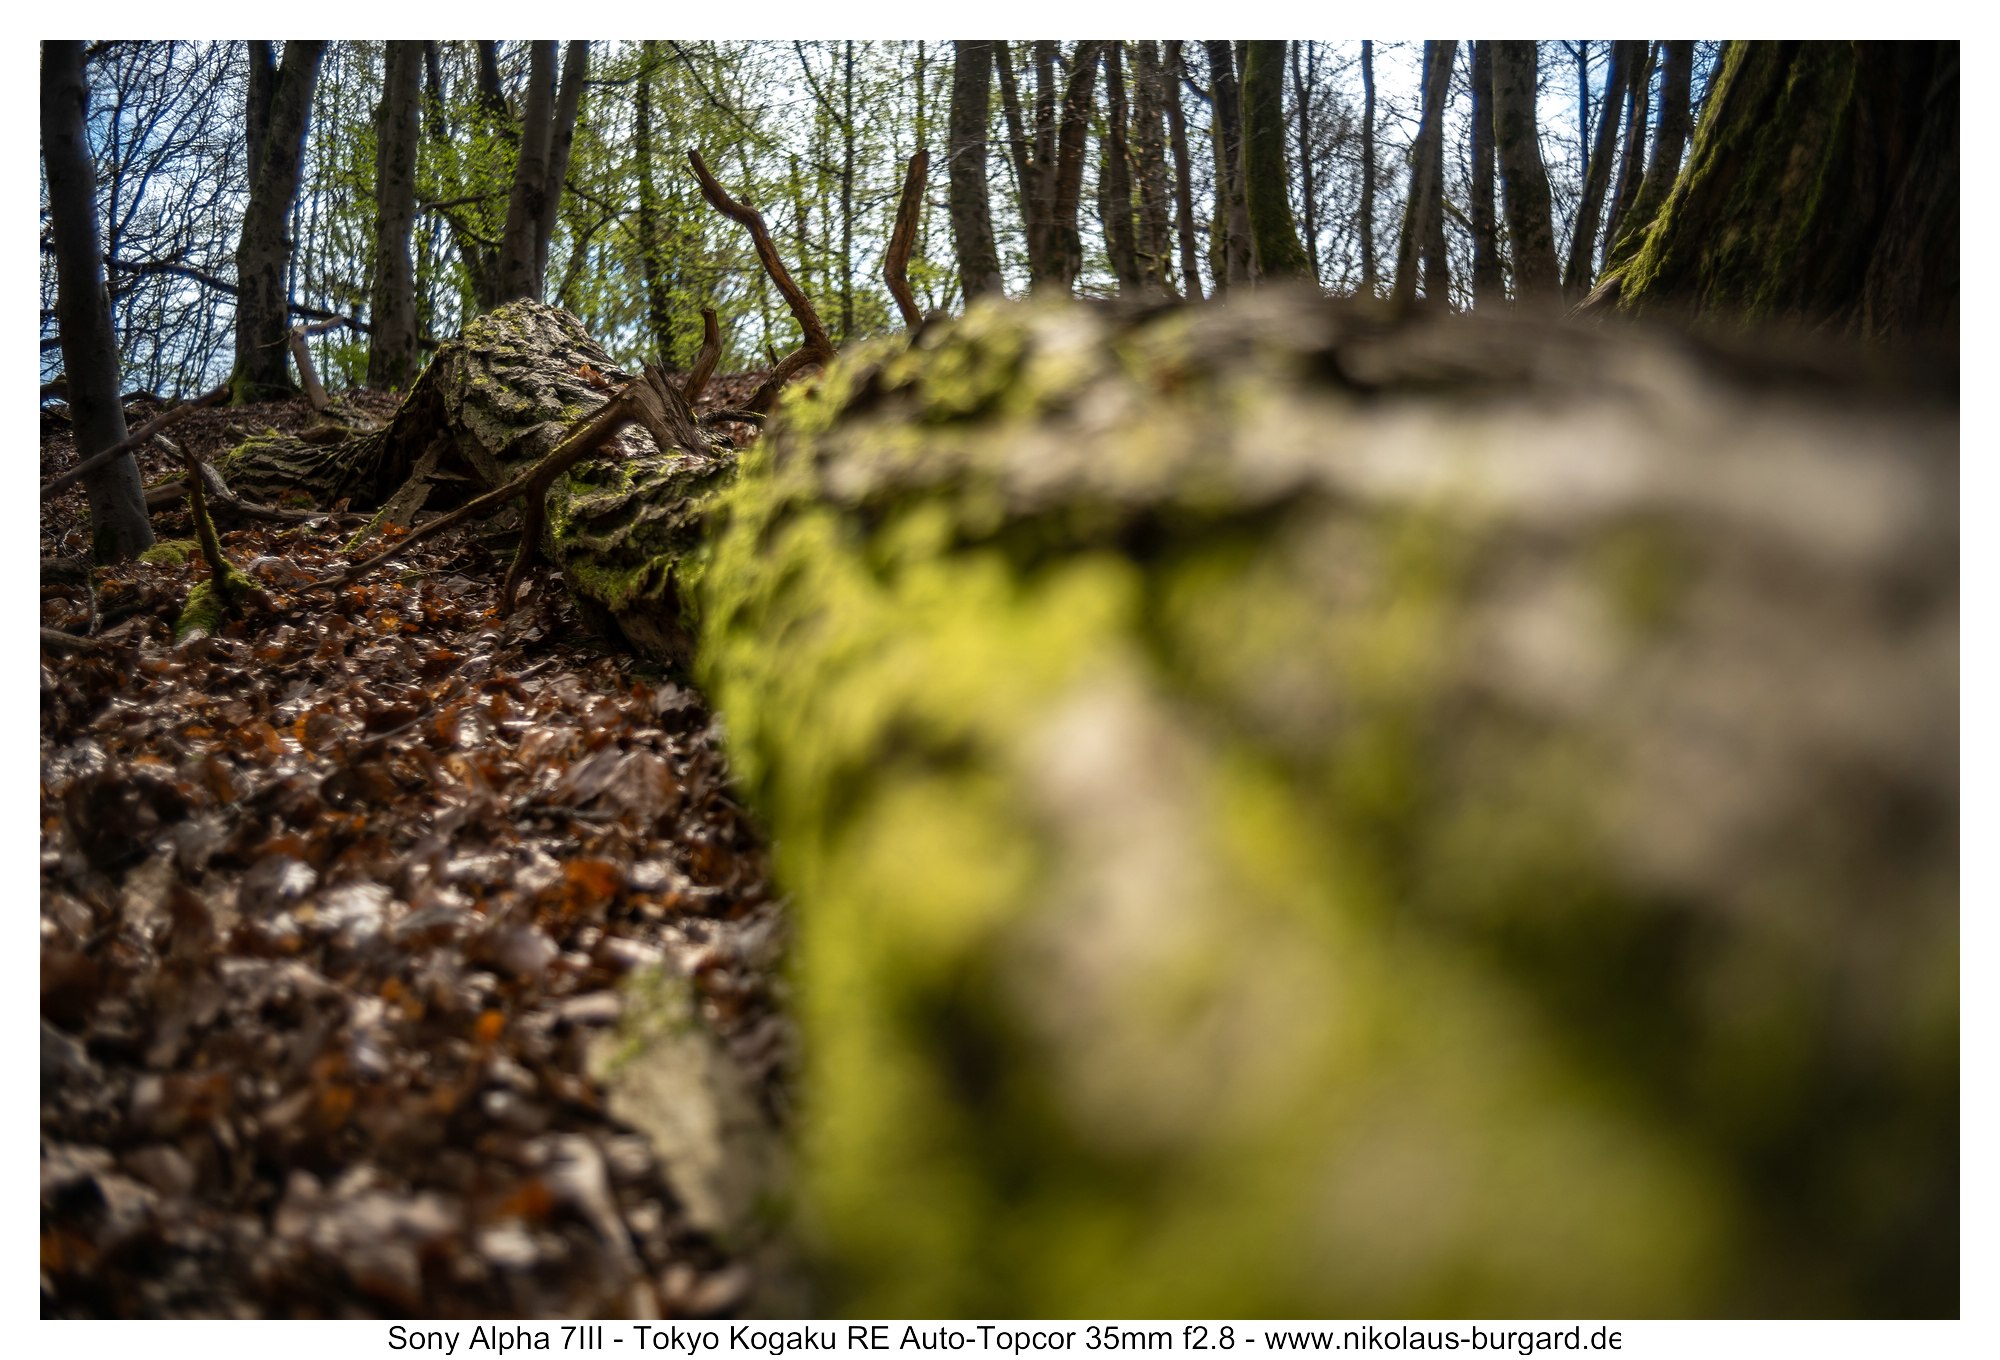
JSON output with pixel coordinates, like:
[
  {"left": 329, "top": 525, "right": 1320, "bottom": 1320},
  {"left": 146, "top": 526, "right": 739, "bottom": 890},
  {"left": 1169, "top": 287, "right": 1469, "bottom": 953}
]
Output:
[
  {"left": 1607, "top": 40, "right": 1694, "bottom": 273},
  {"left": 1562, "top": 40, "right": 1631, "bottom": 298},
  {"left": 1394, "top": 41, "right": 1457, "bottom": 306},
  {"left": 1241, "top": 41, "right": 1311, "bottom": 281},
  {"left": 1291, "top": 41, "right": 1321, "bottom": 285},
  {"left": 1038, "top": 41, "right": 1103, "bottom": 294},
  {"left": 1099, "top": 43, "right": 1144, "bottom": 292},
  {"left": 1131, "top": 41, "right": 1176, "bottom": 294},
  {"left": 533, "top": 42, "right": 590, "bottom": 289},
  {"left": 1592, "top": 41, "right": 1957, "bottom": 343},
  {"left": 367, "top": 41, "right": 423, "bottom": 390},
  {"left": 1204, "top": 41, "right": 1254, "bottom": 291},
  {"left": 947, "top": 41, "right": 1005, "bottom": 303},
  {"left": 1359, "top": 39, "right": 1379, "bottom": 298},
  {"left": 1602, "top": 42, "right": 1655, "bottom": 271},
  {"left": 230, "top": 40, "right": 325, "bottom": 402},
  {"left": 42, "top": 39, "right": 154, "bottom": 559},
  {"left": 634, "top": 43, "right": 678, "bottom": 363},
  {"left": 497, "top": 42, "right": 556, "bottom": 303},
  {"left": 1489, "top": 40, "right": 1560, "bottom": 300},
  {"left": 1163, "top": 41, "right": 1203, "bottom": 301},
  {"left": 1468, "top": 41, "right": 1504, "bottom": 307}
]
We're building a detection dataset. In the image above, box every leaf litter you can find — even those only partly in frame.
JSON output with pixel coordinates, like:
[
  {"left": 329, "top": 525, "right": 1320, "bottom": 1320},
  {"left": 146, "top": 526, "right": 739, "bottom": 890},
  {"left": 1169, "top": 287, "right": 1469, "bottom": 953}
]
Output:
[{"left": 41, "top": 448, "right": 790, "bottom": 1320}]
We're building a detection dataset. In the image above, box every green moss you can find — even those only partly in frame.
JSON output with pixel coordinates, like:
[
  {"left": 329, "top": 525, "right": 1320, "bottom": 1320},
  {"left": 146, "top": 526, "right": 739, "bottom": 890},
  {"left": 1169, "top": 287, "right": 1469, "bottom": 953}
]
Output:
[
  {"left": 174, "top": 577, "right": 225, "bottom": 641},
  {"left": 139, "top": 538, "right": 200, "bottom": 566}
]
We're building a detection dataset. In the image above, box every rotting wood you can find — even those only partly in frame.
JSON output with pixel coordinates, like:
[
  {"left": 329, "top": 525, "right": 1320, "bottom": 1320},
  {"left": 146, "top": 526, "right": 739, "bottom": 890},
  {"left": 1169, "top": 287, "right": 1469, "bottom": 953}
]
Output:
[{"left": 684, "top": 307, "right": 721, "bottom": 404}]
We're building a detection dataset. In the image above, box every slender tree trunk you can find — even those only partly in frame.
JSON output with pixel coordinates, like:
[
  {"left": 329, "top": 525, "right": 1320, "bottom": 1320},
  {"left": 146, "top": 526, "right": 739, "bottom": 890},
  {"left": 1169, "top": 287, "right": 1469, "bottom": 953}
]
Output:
[
  {"left": 1359, "top": 39, "right": 1378, "bottom": 298},
  {"left": 634, "top": 43, "right": 677, "bottom": 364},
  {"left": 498, "top": 41, "right": 557, "bottom": 303},
  {"left": 231, "top": 39, "right": 325, "bottom": 401},
  {"left": 1562, "top": 40, "right": 1631, "bottom": 298},
  {"left": 1204, "top": 41, "right": 1255, "bottom": 290},
  {"left": 1489, "top": 39, "right": 1560, "bottom": 300},
  {"left": 1607, "top": 40, "right": 1694, "bottom": 273},
  {"left": 532, "top": 42, "right": 589, "bottom": 290},
  {"left": 1100, "top": 44, "right": 1144, "bottom": 291},
  {"left": 367, "top": 41, "right": 423, "bottom": 390},
  {"left": 1291, "top": 41, "right": 1321, "bottom": 284},
  {"left": 1421, "top": 47, "right": 1452, "bottom": 305},
  {"left": 993, "top": 43, "right": 1041, "bottom": 280},
  {"left": 840, "top": 41, "right": 856, "bottom": 341},
  {"left": 1592, "top": 41, "right": 1958, "bottom": 342},
  {"left": 1163, "top": 41, "right": 1203, "bottom": 301},
  {"left": 1130, "top": 42, "right": 1176, "bottom": 294},
  {"left": 1573, "top": 41, "right": 1591, "bottom": 191},
  {"left": 1241, "top": 41, "right": 1311, "bottom": 280},
  {"left": 947, "top": 41, "right": 1005, "bottom": 303},
  {"left": 1039, "top": 41, "right": 1103, "bottom": 294},
  {"left": 1469, "top": 41, "right": 1504, "bottom": 307},
  {"left": 1603, "top": 41, "right": 1655, "bottom": 270},
  {"left": 1393, "top": 40, "right": 1456, "bottom": 305},
  {"left": 246, "top": 41, "right": 275, "bottom": 178},
  {"left": 42, "top": 39, "right": 153, "bottom": 559}
]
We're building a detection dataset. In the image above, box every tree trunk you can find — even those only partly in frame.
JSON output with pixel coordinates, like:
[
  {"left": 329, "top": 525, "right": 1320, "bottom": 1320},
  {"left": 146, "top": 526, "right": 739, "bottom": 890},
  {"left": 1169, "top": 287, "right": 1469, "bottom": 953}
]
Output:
[
  {"left": 1205, "top": 41, "right": 1254, "bottom": 291},
  {"left": 840, "top": 41, "right": 856, "bottom": 341},
  {"left": 1489, "top": 40, "right": 1560, "bottom": 300},
  {"left": 231, "top": 40, "right": 325, "bottom": 402},
  {"left": 42, "top": 39, "right": 154, "bottom": 560},
  {"left": 1359, "top": 39, "right": 1378, "bottom": 298},
  {"left": 993, "top": 43, "right": 1041, "bottom": 281},
  {"left": 947, "top": 40, "right": 1005, "bottom": 303},
  {"left": 1039, "top": 41, "right": 1103, "bottom": 295},
  {"left": 1468, "top": 41, "right": 1504, "bottom": 307},
  {"left": 1099, "top": 43, "right": 1144, "bottom": 292},
  {"left": 532, "top": 42, "right": 590, "bottom": 289},
  {"left": 1163, "top": 41, "right": 1203, "bottom": 301},
  {"left": 1562, "top": 40, "right": 1631, "bottom": 298},
  {"left": 497, "top": 42, "right": 557, "bottom": 303},
  {"left": 634, "top": 43, "right": 677, "bottom": 364},
  {"left": 367, "top": 41, "right": 423, "bottom": 390},
  {"left": 1602, "top": 41, "right": 1655, "bottom": 271},
  {"left": 1607, "top": 40, "right": 1694, "bottom": 273},
  {"left": 1291, "top": 41, "right": 1321, "bottom": 285},
  {"left": 1393, "top": 41, "right": 1456, "bottom": 306},
  {"left": 1131, "top": 41, "right": 1176, "bottom": 294},
  {"left": 1593, "top": 41, "right": 1957, "bottom": 342},
  {"left": 1240, "top": 40, "right": 1311, "bottom": 281}
]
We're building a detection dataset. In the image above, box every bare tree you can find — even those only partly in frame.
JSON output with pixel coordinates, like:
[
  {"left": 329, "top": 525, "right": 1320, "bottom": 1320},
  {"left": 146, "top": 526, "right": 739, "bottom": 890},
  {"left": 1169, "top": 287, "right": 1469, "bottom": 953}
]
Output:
[
  {"left": 1358, "top": 39, "right": 1379, "bottom": 297},
  {"left": 1563, "top": 40, "right": 1631, "bottom": 297},
  {"left": 1204, "top": 41, "right": 1254, "bottom": 290},
  {"left": 1393, "top": 41, "right": 1456, "bottom": 305},
  {"left": 1099, "top": 43, "right": 1144, "bottom": 291},
  {"left": 1163, "top": 41, "right": 1203, "bottom": 300},
  {"left": 1242, "top": 41, "right": 1311, "bottom": 280},
  {"left": 1468, "top": 41, "right": 1504, "bottom": 306},
  {"left": 42, "top": 39, "right": 154, "bottom": 557}
]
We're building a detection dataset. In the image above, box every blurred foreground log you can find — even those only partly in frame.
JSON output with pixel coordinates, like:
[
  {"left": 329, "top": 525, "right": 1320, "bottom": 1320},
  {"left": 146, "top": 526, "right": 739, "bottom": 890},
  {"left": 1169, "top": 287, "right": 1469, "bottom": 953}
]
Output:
[{"left": 219, "top": 294, "right": 1956, "bottom": 1317}]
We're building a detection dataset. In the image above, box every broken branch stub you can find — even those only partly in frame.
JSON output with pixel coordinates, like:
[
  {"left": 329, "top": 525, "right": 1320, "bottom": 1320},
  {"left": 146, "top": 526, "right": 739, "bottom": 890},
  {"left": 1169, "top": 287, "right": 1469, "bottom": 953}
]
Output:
[
  {"left": 687, "top": 147, "right": 836, "bottom": 413},
  {"left": 885, "top": 149, "right": 930, "bottom": 329}
]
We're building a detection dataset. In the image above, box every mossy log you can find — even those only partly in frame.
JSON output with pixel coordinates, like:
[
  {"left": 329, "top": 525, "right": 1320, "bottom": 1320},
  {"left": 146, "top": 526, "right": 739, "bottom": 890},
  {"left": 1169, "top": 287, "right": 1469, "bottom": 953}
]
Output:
[{"left": 218, "top": 295, "right": 1956, "bottom": 1317}]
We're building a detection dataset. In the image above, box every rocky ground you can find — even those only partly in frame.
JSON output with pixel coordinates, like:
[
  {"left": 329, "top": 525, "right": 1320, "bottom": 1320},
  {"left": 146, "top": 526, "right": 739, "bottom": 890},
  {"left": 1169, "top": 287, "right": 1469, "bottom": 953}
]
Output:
[{"left": 39, "top": 376, "right": 790, "bottom": 1318}]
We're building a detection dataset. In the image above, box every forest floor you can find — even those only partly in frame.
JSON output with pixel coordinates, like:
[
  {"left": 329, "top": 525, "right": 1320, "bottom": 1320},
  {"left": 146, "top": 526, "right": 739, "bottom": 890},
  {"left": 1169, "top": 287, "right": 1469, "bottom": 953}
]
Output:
[{"left": 39, "top": 380, "right": 793, "bottom": 1319}]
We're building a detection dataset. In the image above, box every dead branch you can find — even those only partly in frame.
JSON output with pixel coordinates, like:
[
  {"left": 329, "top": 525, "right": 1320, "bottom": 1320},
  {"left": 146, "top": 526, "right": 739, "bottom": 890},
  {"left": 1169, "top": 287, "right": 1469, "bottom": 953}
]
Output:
[
  {"left": 685, "top": 307, "right": 721, "bottom": 404},
  {"left": 41, "top": 382, "right": 229, "bottom": 499},
  {"left": 699, "top": 408, "right": 765, "bottom": 428},
  {"left": 688, "top": 147, "right": 837, "bottom": 414},
  {"left": 885, "top": 149, "right": 930, "bottom": 329},
  {"left": 41, "top": 627, "right": 118, "bottom": 654},
  {"left": 288, "top": 328, "right": 332, "bottom": 412}
]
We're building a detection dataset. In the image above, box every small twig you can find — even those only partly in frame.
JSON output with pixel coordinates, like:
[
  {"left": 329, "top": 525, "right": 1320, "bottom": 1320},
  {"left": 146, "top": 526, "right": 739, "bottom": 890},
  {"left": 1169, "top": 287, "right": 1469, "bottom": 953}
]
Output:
[
  {"left": 41, "top": 383, "right": 228, "bottom": 499},
  {"left": 885, "top": 149, "right": 930, "bottom": 329},
  {"left": 684, "top": 308, "right": 721, "bottom": 405},
  {"left": 699, "top": 408, "right": 765, "bottom": 427}
]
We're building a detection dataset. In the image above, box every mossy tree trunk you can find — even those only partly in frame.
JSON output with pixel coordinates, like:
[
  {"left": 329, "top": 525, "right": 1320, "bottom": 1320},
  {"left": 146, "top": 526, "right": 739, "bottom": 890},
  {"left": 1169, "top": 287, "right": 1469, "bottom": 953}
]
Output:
[
  {"left": 218, "top": 294, "right": 1955, "bottom": 1319},
  {"left": 1241, "top": 40, "right": 1312, "bottom": 281},
  {"left": 1562, "top": 39, "right": 1630, "bottom": 298},
  {"left": 1594, "top": 41, "right": 1957, "bottom": 341},
  {"left": 1204, "top": 41, "right": 1255, "bottom": 291}
]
